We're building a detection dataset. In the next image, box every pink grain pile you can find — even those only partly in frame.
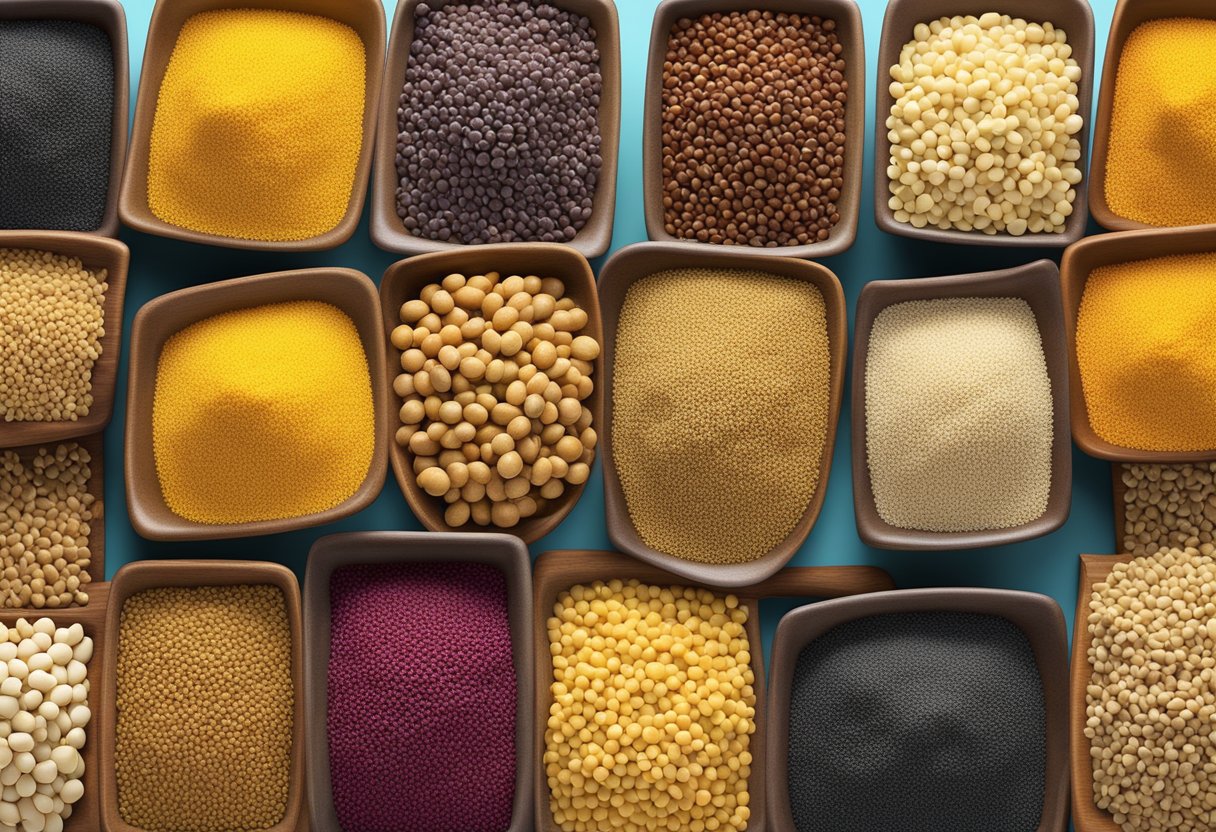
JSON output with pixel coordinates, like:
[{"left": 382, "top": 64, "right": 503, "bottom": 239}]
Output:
[{"left": 327, "top": 561, "right": 517, "bottom": 832}]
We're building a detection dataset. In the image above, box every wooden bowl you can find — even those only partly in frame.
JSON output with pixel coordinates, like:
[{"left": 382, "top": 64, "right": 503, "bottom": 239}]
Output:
[
  {"left": 0, "top": 0, "right": 128, "bottom": 237},
  {"left": 872, "top": 0, "right": 1095, "bottom": 247},
  {"left": 640, "top": 0, "right": 866, "bottom": 259},
  {"left": 531, "top": 549, "right": 897, "bottom": 832},
  {"left": 124, "top": 268, "right": 389, "bottom": 541},
  {"left": 0, "top": 433, "right": 105, "bottom": 604},
  {"left": 597, "top": 242, "right": 847, "bottom": 587},
  {"left": 1061, "top": 224, "right": 1216, "bottom": 462},
  {"left": 767, "top": 587, "right": 1070, "bottom": 832},
  {"left": 303, "top": 531, "right": 533, "bottom": 832},
  {"left": 0, "top": 232, "right": 129, "bottom": 447},
  {"left": 1071, "top": 553, "right": 1136, "bottom": 832},
  {"left": 98, "top": 560, "right": 304, "bottom": 832},
  {"left": 380, "top": 244, "right": 602, "bottom": 543},
  {"left": 117, "top": 0, "right": 385, "bottom": 251},
  {"left": 851, "top": 259, "right": 1073, "bottom": 550},
  {"left": 369, "top": 0, "right": 620, "bottom": 259},
  {"left": 1088, "top": 0, "right": 1216, "bottom": 232}
]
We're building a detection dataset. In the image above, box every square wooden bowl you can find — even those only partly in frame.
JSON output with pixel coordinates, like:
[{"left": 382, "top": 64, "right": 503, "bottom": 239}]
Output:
[
  {"left": 0, "top": 581, "right": 111, "bottom": 832},
  {"left": 0, "top": 433, "right": 105, "bottom": 603},
  {"left": 303, "top": 531, "right": 533, "bottom": 832},
  {"left": 1071, "top": 553, "right": 1136, "bottom": 832},
  {"left": 767, "top": 587, "right": 1070, "bottom": 832},
  {"left": 124, "top": 267, "right": 389, "bottom": 541},
  {"left": 873, "top": 0, "right": 1095, "bottom": 247},
  {"left": 369, "top": 0, "right": 620, "bottom": 259},
  {"left": 851, "top": 259, "right": 1073, "bottom": 550},
  {"left": 118, "top": 0, "right": 385, "bottom": 251},
  {"left": 597, "top": 243, "right": 846, "bottom": 587},
  {"left": 640, "top": 0, "right": 866, "bottom": 259},
  {"left": 98, "top": 560, "right": 304, "bottom": 832},
  {"left": 380, "top": 244, "right": 603, "bottom": 543},
  {"left": 0, "top": 232, "right": 129, "bottom": 447},
  {"left": 0, "top": 0, "right": 128, "bottom": 237},
  {"left": 532, "top": 549, "right": 897, "bottom": 832},
  {"left": 1061, "top": 224, "right": 1216, "bottom": 462},
  {"left": 1088, "top": 0, "right": 1216, "bottom": 232}
]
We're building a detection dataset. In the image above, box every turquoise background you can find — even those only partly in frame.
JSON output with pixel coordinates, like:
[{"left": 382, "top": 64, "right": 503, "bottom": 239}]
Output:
[{"left": 108, "top": 0, "right": 1119, "bottom": 666}]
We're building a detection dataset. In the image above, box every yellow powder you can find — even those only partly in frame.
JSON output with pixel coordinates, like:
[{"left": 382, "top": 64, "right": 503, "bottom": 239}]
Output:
[
  {"left": 147, "top": 9, "right": 366, "bottom": 241},
  {"left": 1104, "top": 18, "right": 1216, "bottom": 226},
  {"left": 152, "top": 300, "right": 375, "bottom": 524},
  {"left": 1076, "top": 253, "right": 1216, "bottom": 452}
]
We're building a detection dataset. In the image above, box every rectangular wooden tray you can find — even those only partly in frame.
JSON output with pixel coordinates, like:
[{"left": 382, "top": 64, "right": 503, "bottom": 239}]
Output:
[{"left": 531, "top": 549, "right": 896, "bottom": 832}]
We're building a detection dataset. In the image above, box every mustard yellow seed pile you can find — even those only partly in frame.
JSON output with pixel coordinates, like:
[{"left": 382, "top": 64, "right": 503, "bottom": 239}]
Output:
[
  {"left": 545, "top": 580, "right": 756, "bottom": 832},
  {"left": 147, "top": 9, "right": 366, "bottom": 242},
  {"left": 612, "top": 269, "right": 830, "bottom": 564},
  {"left": 152, "top": 300, "right": 375, "bottom": 525},
  {"left": 1085, "top": 546, "right": 1216, "bottom": 832},
  {"left": 0, "top": 248, "right": 107, "bottom": 423},
  {"left": 1104, "top": 19, "right": 1216, "bottom": 227},
  {"left": 115, "top": 584, "right": 294, "bottom": 832},
  {"left": 0, "top": 443, "right": 94, "bottom": 609}
]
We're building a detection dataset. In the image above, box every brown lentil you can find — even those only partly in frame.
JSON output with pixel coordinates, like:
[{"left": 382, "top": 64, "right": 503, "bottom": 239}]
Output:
[
  {"left": 115, "top": 584, "right": 294, "bottom": 832},
  {"left": 0, "top": 443, "right": 94, "bottom": 609},
  {"left": 660, "top": 11, "right": 848, "bottom": 247},
  {"left": 612, "top": 268, "right": 830, "bottom": 563}
]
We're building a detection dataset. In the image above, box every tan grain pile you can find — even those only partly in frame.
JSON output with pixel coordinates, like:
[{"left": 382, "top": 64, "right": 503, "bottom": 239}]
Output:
[
  {"left": 612, "top": 268, "right": 830, "bottom": 563},
  {"left": 865, "top": 297, "right": 1053, "bottom": 532},
  {"left": 0, "top": 248, "right": 107, "bottom": 423}
]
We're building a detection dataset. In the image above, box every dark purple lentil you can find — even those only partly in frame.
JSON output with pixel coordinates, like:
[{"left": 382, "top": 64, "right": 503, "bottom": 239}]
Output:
[
  {"left": 327, "top": 561, "right": 517, "bottom": 832},
  {"left": 395, "top": 0, "right": 603, "bottom": 245},
  {"left": 786, "top": 612, "right": 1046, "bottom": 832},
  {"left": 0, "top": 20, "right": 114, "bottom": 232}
]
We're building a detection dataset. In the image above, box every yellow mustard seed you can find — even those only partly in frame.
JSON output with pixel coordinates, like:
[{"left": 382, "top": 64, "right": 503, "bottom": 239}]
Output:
[
  {"left": 147, "top": 9, "right": 366, "bottom": 242},
  {"left": 152, "top": 300, "right": 375, "bottom": 525}
]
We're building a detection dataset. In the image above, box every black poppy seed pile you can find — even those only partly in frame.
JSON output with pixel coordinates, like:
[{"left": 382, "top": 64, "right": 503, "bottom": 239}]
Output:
[
  {"left": 0, "top": 20, "right": 114, "bottom": 232},
  {"left": 327, "top": 561, "right": 517, "bottom": 832},
  {"left": 787, "top": 612, "right": 1047, "bottom": 832},
  {"left": 395, "top": 0, "right": 603, "bottom": 245}
]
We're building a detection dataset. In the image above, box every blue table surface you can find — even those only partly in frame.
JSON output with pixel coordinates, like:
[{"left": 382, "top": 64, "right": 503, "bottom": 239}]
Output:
[{"left": 108, "top": 0, "right": 1120, "bottom": 668}]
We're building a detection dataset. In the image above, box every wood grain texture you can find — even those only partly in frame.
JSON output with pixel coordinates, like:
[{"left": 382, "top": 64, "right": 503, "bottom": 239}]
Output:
[
  {"left": 302, "top": 531, "right": 534, "bottom": 832},
  {"left": 766, "top": 585, "right": 1070, "bottom": 832},
  {"left": 1087, "top": 0, "right": 1216, "bottom": 232},
  {"left": 640, "top": 0, "right": 866, "bottom": 259},
  {"left": 0, "top": 0, "right": 128, "bottom": 238},
  {"left": 97, "top": 561, "right": 305, "bottom": 832},
  {"left": 1070, "top": 554, "right": 1131, "bottom": 832},
  {"left": 850, "top": 260, "right": 1073, "bottom": 550},
  {"left": 872, "top": 0, "right": 1095, "bottom": 247},
  {"left": 531, "top": 549, "right": 896, "bottom": 832},
  {"left": 369, "top": 0, "right": 620, "bottom": 259},
  {"left": 1060, "top": 225, "right": 1216, "bottom": 462},
  {"left": 123, "top": 267, "right": 388, "bottom": 541},
  {"left": 117, "top": 0, "right": 385, "bottom": 251},
  {"left": 380, "top": 245, "right": 602, "bottom": 544},
  {"left": 596, "top": 242, "right": 848, "bottom": 587},
  {"left": 0, "top": 232, "right": 129, "bottom": 447}
]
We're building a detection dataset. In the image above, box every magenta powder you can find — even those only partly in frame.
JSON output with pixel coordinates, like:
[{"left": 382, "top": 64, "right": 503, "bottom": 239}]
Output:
[{"left": 327, "top": 561, "right": 517, "bottom": 832}]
